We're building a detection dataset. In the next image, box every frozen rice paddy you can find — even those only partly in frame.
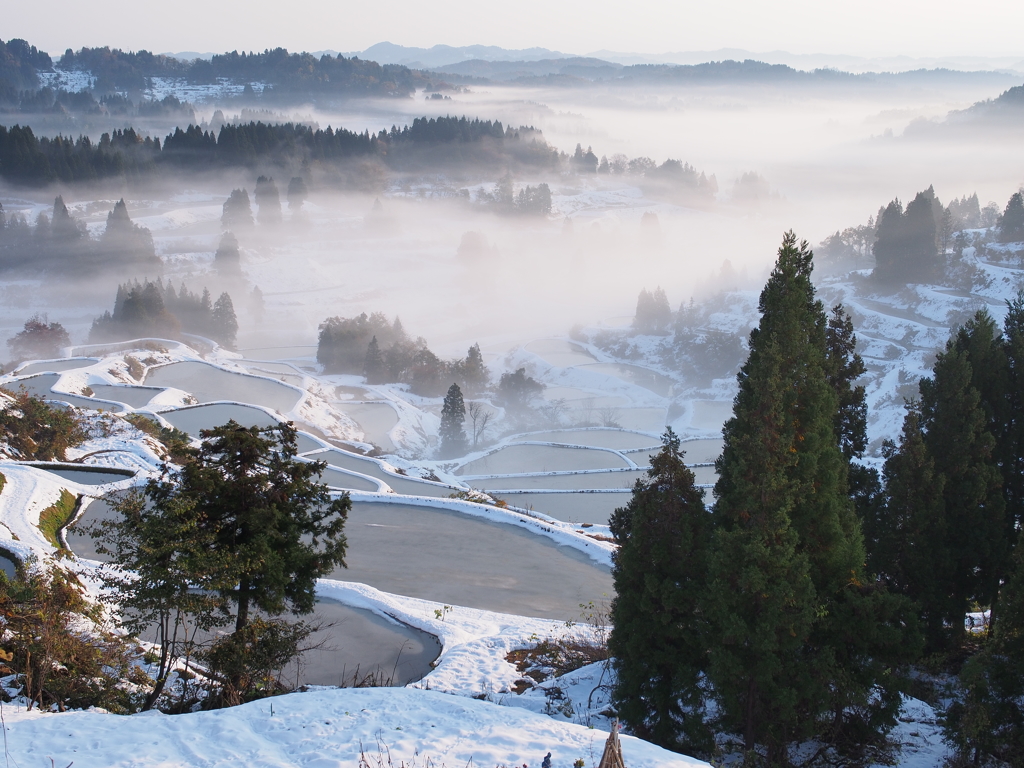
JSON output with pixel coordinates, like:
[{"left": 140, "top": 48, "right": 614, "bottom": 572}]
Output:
[
  {"left": 15, "top": 358, "right": 97, "bottom": 375},
  {"left": 88, "top": 384, "right": 163, "bottom": 408},
  {"left": 331, "top": 501, "right": 612, "bottom": 620},
  {"left": 39, "top": 466, "right": 135, "bottom": 486},
  {"left": 510, "top": 428, "right": 660, "bottom": 450},
  {"left": 159, "top": 403, "right": 283, "bottom": 436},
  {"left": 493, "top": 491, "right": 633, "bottom": 525},
  {"left": 145, "top": 362, "right": 302, "bottom": 412},
  {"left": 457, "top": 443, "right": 631, "bottom": 476},
  {"left": 524, "top": 339, "right": 598, "bottom": 367}
]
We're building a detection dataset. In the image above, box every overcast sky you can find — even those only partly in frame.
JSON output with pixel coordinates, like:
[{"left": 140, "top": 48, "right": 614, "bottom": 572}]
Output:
[{"left": 6, "top": 0, "right": 1024, "bottom": 59}]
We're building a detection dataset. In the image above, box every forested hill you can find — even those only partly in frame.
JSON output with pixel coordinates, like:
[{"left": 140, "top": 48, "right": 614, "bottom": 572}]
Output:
[
  {"left": 58, "top": 46, "right": 440, "bottom": 97},
  {"left": 0, "top": 37, "right": 442, "bottom": 98},
  {"left": 0, "top": 117, "right": 559, "bottom": 185}
]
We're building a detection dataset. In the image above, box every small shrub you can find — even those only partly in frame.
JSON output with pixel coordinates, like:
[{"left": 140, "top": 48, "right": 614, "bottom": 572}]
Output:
[
  {"left": 123, "top": 355, "right": 145, "bottom": 380},
  {"left": 0, "top": 389, "right": 87, "bottom": 460},
  {"left": 37, "top": 489, "right": 78, "bottom": 549}
]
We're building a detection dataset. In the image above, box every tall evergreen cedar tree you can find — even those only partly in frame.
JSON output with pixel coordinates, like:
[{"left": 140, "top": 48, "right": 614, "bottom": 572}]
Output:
[
  {"left": 439, "top": 383, "right": 468, "bottom": 458},
  {"left": 944, "top": 545, "right": 1024, "bottom": 765},
  {"left": 608, "top": 427, "right": 713, "bottom": 755},
  {"left": 112, "top": 420, "right": 350, "bottom": 702},
  {"left": 363, "top": 335, "right": 386, "bottom": 383},
  {"left": 707, "top": 232, "right": 914, "bottom": 762}
]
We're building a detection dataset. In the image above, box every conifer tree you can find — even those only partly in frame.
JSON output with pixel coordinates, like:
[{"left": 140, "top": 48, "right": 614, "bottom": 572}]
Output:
[
  {"left": 708, "top": 232, "right": 878, "bottom": 759},
  {"left": 254, "top": 175, "right": 282, "bottom": 225},
  {"left": 919, "top": 345, "right": 1007, "bottom": 647},
  {"left": 461, "top": 342, "right": 489, "bottom": 394},
  {"left": 1003, "top": 292, "right": 1024, "bottom": 546},
  {"left": 998, "top": 191, "right": 1024, "bottom": 243},
  {"left": 945, "top": 545, "right": 1024, "bottom": 765},
  {"left": 364, "top": 336, "right": 385, "bottom": 384},
  {"left": 439, "top": 383, "right": 467, "bottom": 458},
  {"left": 215, "top": 231, "right": 242, "bottom": 275},
  {"left": 222, "top": 188, "right": 253, "bottom": 230},
  {"left": 211, "top": 292, "right": 238, "bottom": 349},
  {"left": 609, "top": 428, "right": 713, "bottom": 755}
]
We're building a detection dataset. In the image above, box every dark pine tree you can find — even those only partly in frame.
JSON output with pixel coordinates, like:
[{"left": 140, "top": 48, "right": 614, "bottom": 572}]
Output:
[
  {"left": 608, "top": 428, "right": 713, "bottom": 756},
  {"left": 439, "top": 383, "right": 467, "bottom": 458},
  {"left": 363, "top": 336, "right": 386, "bottom": 384},
  {"left": 215, "top": 231, "right": 242, "bottom": 275},
  {"left": 222, "top": 188, "right": 254, "bottom": 230},
  {"left": 211, "top": 292, "right": 238, "bottom": 349},
  {"left": 998, "top": 191, "right": 1024, "bottom": 243},
  {"left": 254, "top": 175, "right": 282, "bottom": 225},
  {"left": 461, "top": 343, "right": 489, "bottom": 395},
  {"left": 708, "top": 231, "right": 881, "bottom": 761},
  {"left": 919, "top": 344, "right": 1007, "bottom": 649}
]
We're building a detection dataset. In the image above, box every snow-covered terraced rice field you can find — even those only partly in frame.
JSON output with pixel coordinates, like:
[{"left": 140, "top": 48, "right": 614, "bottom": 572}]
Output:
[
  {"left": 335, "top": 402, "right": 399, "bottom": 451},
  {"left": 457, "top": 443, "right": 631, "bottom": 476},
  {"left": 576, "top": 362, "right": 676, "bottom": 397},
  {"left": 510, "top": 428, "right": 659, "bottom": 450},
  {"left": 525, "top": 338, "right": 598, "bottom": 367},
  {"left": 331, "top": 501, "right": 612, "bottom": 620},
  {"left": 611, "top": 407, "right": 669, "bottom": 431},
  {"left": 145, "top": 361, "right": 301, "bottom": 412},
  {"left": 238, "top": 345, "right": 318, "bottom": 361},
  {"left": 689, "top": 400, "right": 733, "bottom": 432},
  {"left": 310, "top": 449, "right": 459, "bottom": 497}
]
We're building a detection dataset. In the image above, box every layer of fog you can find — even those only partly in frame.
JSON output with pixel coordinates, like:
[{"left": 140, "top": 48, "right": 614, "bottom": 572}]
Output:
[{"left": 1, "top": 73, "right": 1022, "bottom": 361}]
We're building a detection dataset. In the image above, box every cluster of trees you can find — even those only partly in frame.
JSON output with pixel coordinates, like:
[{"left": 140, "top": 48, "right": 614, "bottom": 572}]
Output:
[
  {"left": 477, "top": 173, "right": 552, "bottom": 215},
  {"left": 6, "top": 314, "right": 70, "bottom": 362},
  {"left": 870, "top": 304, "right": 1024, "bottom": 764},
  {"left": 0, "top": 38, "right": 51, "bottom": 91},
  {"left": 611, "top": 231, "right": 1024, "bottom": 764},
  {"left": 633, "top": 287, "right": 672, "bottom": 334},
  {"left": 90, "top": 279, "right": 238, "bottom": 349},
  {"left": 0, "top": 195, "right": 158, "bottom": 275},
  {"left": 610, "top": 233, "right": 918, "bottom": 762},
  {"left": 0, "top": 83, "right": 196, "bottom": 124},
  {"left": 318, "top": 312, "right": 489, "bottom": 398},
  {"left": 819, "top": 185, "right": 1024, "bottom": 282},
  {"left": 588, "top": 150, "right": 718, "bottom": 203},
  {"left": 0, "top": 117, "right": 558, "bottom": 186}
]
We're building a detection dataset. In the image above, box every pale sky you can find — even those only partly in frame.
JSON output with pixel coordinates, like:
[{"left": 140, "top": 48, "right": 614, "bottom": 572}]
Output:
[{"left": 5, "top": 0, "right": 1024, "bottom": 60}]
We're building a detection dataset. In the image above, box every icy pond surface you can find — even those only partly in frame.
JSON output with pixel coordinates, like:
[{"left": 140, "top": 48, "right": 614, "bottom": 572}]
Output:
[
  {"left": 159, "top": 403, "right": 283, "bottom": 437},
  {"left": 89, "top": 385, "right": 164, "bottom": 408},
  {"left": 458, "top": 444, "right": 630, "bottom": 476},
  {"left": 333, "top": 502, "right": 612, "bottom": 620},
  {"left": 40, "top": 467, "right": 135, "bottom": 486},
  {"left": 469, "top": 469, "right": 646, "bottom": 491},
  {"left": 336, "top": 402, "right": 399, "bottom": 452},
  {"left": 690, "top": 400, "right": 733, "bottom": 432},
  {"left": 577, "top": 363, "right": 676, "bottom": 397},
  {"left": 145, "top": 362, "right": 301, "bottom": 412},
  {"left": 510, "top": 429, "right": 659, "bottom": 450},
  {"left": 493, "top": 491, "right": 632, "bottom": 526},
  {"left": 16, "top": 358, "right": 97, "bottom": 375},
  {"left": 3, "top": 374, "right": 124, "bottom": 412},
  {"left": 65, "top": 499, "right": 439, "bottom": 687},
  {"left": 0, "top": 554, "right": 17, "bottom": 579}
]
